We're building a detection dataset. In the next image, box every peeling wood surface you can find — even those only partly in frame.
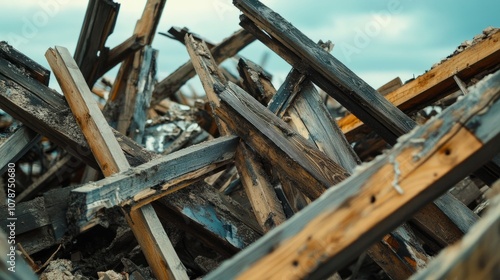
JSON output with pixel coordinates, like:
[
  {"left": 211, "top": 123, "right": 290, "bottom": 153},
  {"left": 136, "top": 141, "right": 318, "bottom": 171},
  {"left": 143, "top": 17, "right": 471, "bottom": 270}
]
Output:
[
  {"left": 73, "top": 0, "right": 119, "bottom": 86},
  {"left": 218, "top": 82, "right": 348, "bottom": 199},
  {"left": 0, "top": 53, "right": 156, "bottom": 169},
  {"left": 205, "top": 70, "right": 500, "bottom": 280},
  {"left": 50, "top": 46, "right": 188, "bottom": 280}
]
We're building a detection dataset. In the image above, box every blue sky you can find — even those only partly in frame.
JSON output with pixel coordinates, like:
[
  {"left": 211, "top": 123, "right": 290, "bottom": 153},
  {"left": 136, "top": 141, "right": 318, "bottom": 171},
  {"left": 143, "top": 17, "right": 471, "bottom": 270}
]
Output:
[{"left": 1, "top": 0, "right": 499, "bottom": 92}]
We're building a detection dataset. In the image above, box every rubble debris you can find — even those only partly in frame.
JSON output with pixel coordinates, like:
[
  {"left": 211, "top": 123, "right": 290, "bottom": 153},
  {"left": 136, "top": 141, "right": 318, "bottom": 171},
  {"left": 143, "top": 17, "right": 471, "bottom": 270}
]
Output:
[{"left": 0, "top": 0, "right": 499, "bottom": 279}]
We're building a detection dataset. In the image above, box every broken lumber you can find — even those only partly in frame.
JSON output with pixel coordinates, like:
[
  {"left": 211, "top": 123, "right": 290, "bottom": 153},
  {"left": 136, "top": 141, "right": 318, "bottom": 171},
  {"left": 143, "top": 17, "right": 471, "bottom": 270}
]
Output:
[
  {"left": 0, "top": 42, "right": 157, "bottom": 168},
  {"left": 234, "top": 0, "right": 415, "bottom": 145},
  {"left": 205, "top": 69, "right": 500, "bottom": 279},
  {"left": 339, "top": 30, "right": 500, "bottom": 139},
  {"left": 0, "top": 126, "right": 40, "bottom": 175},
  {"left": 151, "top": 29, "right": 255, "bottom": 106},
  {"left": 186, "top": 35, "right": 286, "bottom": 232},
  {"left": 106, "top": 0, "right": 166, "bottom": 134},
  {"left": 46, "top": 45, "right": 188, "bottom": 280},
  {"left": 410, "top": 182, "right": 500, "bottom": 280},
  {"left": 74, "top": 0, "right": 120, "bottom": 86}
]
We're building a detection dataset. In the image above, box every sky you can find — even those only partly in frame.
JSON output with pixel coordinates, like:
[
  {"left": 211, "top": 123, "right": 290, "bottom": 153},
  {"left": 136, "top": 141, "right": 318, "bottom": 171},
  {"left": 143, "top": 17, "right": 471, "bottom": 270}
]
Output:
[{"left": 0, "top": 0, "right": 499, "bottom": 93}]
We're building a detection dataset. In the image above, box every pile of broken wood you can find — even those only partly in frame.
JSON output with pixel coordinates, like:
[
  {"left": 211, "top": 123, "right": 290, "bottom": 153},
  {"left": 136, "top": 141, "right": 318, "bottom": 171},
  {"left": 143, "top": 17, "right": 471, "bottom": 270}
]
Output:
[{"left": 1, "top": 0, "right": 500, "bottom": 279}]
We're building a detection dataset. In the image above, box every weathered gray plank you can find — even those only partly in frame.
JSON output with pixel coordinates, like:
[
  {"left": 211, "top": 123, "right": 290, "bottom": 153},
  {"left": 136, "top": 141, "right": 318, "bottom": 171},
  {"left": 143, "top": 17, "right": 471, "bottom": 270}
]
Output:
[{"left": 70, "top": 136, "right": 238, "bottom": 226}]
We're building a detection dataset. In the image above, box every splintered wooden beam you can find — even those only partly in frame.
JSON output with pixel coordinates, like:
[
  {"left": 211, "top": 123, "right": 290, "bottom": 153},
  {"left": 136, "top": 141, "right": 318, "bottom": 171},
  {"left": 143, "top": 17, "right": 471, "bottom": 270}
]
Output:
[
  {"left": 74, "top": 0, "right": 120, "bottom": 86},
  {"left": 107, "top": 0, "right": 166, "bottom": 134},
  {"left": 268, "top": 60, "right": 431, "bottom": 278},
  {"left": 0, "top": 41, "right": 50, "bottom": 85},
  {"left": 0, "top": 47, "right": 156, "bottom": 168},
  {"left": 238, "top": 58, "right": 274, "bottom": 105},
  {"left": 411, "top": 184, "right": 500, "bottom": 280},
  {"left": 339, "top": 30, "right": 500, "bottom": 139},
  {"left": 47, "top": 46, "right": 130, "bottom": 176},
  {"left": 205, "top": 70, "right": 500, "bottom": 280},
  {"left": 233, "top": 0, "right": 415, "bottom": 145},
  {"left": 151, "top": 29, "right": 255, "bottom": 106},
  {"left": 0, "top": 126, "right": 40, "bottom": 175},
  {"left": 70, "top": 135, "right": 238, "bottom": 223},
  {"left": 47, "top": 46, "right": 188, "bottom": 280},
  {"left": 186, "top": 35, "right": 285, "bottom": 232}
]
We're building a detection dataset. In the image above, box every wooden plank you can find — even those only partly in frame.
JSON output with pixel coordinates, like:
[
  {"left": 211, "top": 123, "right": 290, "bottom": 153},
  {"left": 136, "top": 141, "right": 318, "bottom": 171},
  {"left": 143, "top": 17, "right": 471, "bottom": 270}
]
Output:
[
  {"left": 204, "top": 69, "right": 500, "bottom": 280},
  {"left": 234, "top": 0, "right": 415, "bottom": 145},
  {"left": 106, "top": 0, "right": 166, "bottom": 134},
  {"left": 0, "top": 126, "right": 40, "bottom": 175},
  {"left": 73, "top": 0, "right": 120, "bottom": 86},
  {"left": 236, "top": 3, "right": 483, "bottom": 246},
  {"left": 0, "top": 41, "right": 50, "bottom": 85},
  {"left": 125, "top": 204, "right": 188, "bottom": 280},
  {"left": 339, "top": 30, "right": 500, "bottom": 139},
  {"left": 128, "top": 46, "right": 158, "bottom": 143},
  {"left": 151, "top": 29, "right": 255, "bottom": 106},
  {"left": 0, "top": 53, "right": 156, "bottom": 169},
  {"left": 70, "top": 136, "right": 238, "bottom": 225},
  {"left": 46, "top": 46, "right": 130, "bottom": 176},
  {"left": 218, "top": 82, "right": 349, "bottom": 199},
  {"left": 237, "top": 58, "right": 274, "bottom": 105},
  {"left": 269, "top": 58, "right": 431, "bottom": 278},
  {"left": 185, "top": 35, "right": 285, "bottom": 232},
  {"left": 235, "top": 143, "right": 286, "bottom": 231},
  {"left": 410, "top": 185, "right": 500, "bottom": 280},
  {"left": 48, "top": 46, "right": 188, "bottom": 280}
]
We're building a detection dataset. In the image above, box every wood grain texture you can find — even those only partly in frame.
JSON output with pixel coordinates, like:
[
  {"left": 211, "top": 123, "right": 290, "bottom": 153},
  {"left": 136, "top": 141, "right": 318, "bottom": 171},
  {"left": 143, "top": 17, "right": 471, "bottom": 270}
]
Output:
[
  {"left": 52, "top": 45, "right": 188, "bottom": 280},
  {"left": 152, "top": 29, "right": 255, "bottom": 105},
  {"left": 410, "top": 190, "right": 500, "bottom": 280},
  {"left": 205, "top": 70, "right": 500, "bottom": 280},
  {"left": 125, "top": 204, "right": 188, "bottom": 280},
  {"left": 0, "top": 54, "right": 155, "bottom": 169},
  {"left": 234, "top": 0, "right": 415, "bottom": 144},
  {"left": 73, "top": 0, "right": 119, "bottom": 86},
  {"left": 339, "top": 30, "right": 500, "bottom": 138},
  {"left": 186, "top": 35, "right": 285, "bottom": 232},
  {"left": 0, "top": 41, "right": 50, "bottom": 85},
  {"left": 71, "top": 136, "right": 238, "bottom": 224},
  {"left": 46, "top": 46, "right": 130, "bottom": 176},
  {"left": 218, "top": 82, "right": 349, "bottom": 199}
]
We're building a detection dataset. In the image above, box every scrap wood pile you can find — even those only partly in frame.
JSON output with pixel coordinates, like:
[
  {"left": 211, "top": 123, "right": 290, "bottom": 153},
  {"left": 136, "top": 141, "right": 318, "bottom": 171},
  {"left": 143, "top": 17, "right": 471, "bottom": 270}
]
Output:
[{"left": 1, "top": 0, "right": 500, "bottom": 279}]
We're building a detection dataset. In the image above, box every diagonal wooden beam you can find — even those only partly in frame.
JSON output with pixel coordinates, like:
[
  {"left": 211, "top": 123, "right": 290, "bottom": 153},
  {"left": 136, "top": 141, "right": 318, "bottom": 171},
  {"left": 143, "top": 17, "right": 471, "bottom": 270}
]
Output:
[
  {"left": 151, "top": 29, "right": 255, "bottom": 106},
  {"left": 205, "top": 69, "right": 500, "bottom": 279},
  {"left": 339, "top": 30, "right": 500, "bottom": 139},
  {"left": 186, "top": 35, "right": 285, "bottom": 232},
  {"left": 233, "top": 0, "right": 415, "bottom": 145},
  {"left": 46, "top": 46, "right": 188, "bottom": 280},
  {"left": 0, "top": 126, "right": 40, "bottom": 175},
  {"left": 410, "top": 181, "right": 500, "bottom": 280}
]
